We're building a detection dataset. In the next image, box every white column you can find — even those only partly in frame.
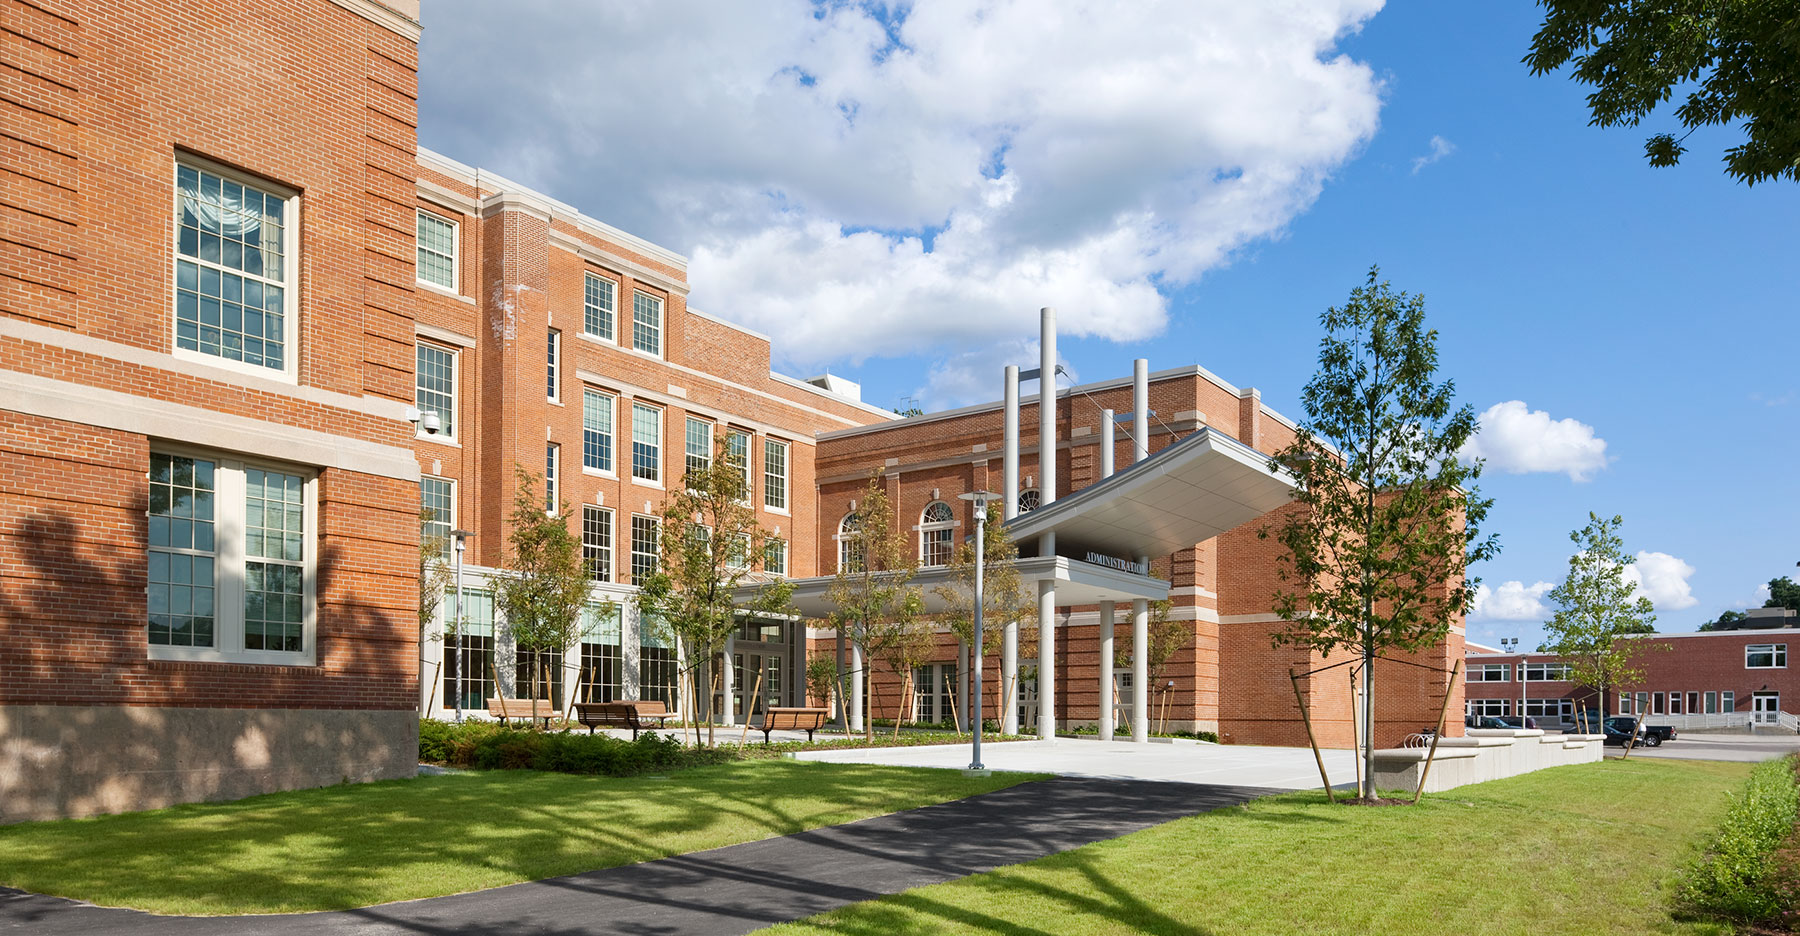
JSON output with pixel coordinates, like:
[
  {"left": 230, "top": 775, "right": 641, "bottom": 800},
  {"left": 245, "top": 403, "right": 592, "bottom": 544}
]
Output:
[
  {"left": 1133, "top": 358, "right": 1149, "bottom": 464},
  {"left": 958, "top": 639, "right": 971, "bottom": 731},
  {"left": 623, "top": 602, "right": 642, "bottom": 701},
  {"left": 1100, "top": 407, "right": 1115, "bottom": 479},
  {"left": 1040, "top": 308, "right": 1057, "bottom": 506},
  {"left": 722, "top": 633, "right": 736, "bottom": 726},
  {"left": 1002, "top": 617, "right": 1019, "bottom": 735},
  {"left": 1098, "top": 600, "right": 1116, "bottom": 741},
  {"left": 1004, "top": 365, "right": 1020, "bottom": 521},
  {"left": 834, "top": 628, "right": 846, "bottom": 724},
  {"left": 1132, "top": 590, "right": 1149, "bottom": 742},
  {"left": 848, "top": 642, "right": 865, "bottom": 731},
  {"left": 1038, "top": 579, "right": 1056, "bottom": 740}
]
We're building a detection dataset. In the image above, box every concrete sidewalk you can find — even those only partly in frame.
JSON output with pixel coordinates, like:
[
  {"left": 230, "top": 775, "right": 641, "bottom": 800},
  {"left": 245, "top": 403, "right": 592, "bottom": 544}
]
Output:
[{"left": 0, "top": 776, "right": 1274, "bottom": 936}]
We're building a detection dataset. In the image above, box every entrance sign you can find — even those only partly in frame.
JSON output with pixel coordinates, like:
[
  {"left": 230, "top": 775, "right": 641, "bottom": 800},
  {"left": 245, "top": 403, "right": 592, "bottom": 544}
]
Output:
[{"left": 1085, "top": 551, "right": 1147, "bottom": 575}]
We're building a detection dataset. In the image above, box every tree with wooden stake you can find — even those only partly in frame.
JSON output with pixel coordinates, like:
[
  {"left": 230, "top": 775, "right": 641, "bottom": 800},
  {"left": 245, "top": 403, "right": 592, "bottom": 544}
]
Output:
[
  {"left": 1114, "top": 598, "right": 1188, "bottom": 734},
  {"left": 1539, "top": 512, "right": 1659, "bottom": 749},
  {"left": 494, "top": 467, "right": 594, "bottom": 724},
  {"left": 826, "top": 474, "right": 924, "bottom": 741},
  {"left": 419, "top": 506, "right": 454, "bottom": 714},
  {"left": 1262, "top": 267, "right": 1499, "bottom": 802},
  {"left": 935, "top": 498, "right": 1032, "bottom": 735},
  {"left": 873, "top": 618, "right": 937, "bottom": 739},
  {"left": 636, "top": 441, "right": 794, "bottom": 748},
  {"left": 1414, "top": 659, "right": 1463, "bottom": 804}
]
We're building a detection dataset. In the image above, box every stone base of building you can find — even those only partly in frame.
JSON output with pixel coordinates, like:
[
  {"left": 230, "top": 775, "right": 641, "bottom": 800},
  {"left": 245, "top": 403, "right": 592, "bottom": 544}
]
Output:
[{"left": 1, "top": 705, "right": 419, "bottom": 824}]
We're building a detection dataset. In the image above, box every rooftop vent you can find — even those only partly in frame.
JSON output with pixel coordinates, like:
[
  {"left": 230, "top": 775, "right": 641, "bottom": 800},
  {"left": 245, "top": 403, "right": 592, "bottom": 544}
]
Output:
[{"left": 804, "top": 373, "right": 862, "bottom": 402}]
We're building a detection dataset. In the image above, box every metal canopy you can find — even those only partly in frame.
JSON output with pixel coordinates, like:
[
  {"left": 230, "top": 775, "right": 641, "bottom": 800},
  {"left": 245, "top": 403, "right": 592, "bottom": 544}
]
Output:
[
  {"left": 1005, "top": 426, "right": 1296, "bottom": 560},
  {"left": 753, "top": 555, "right": 1170, "bottom": 620}
]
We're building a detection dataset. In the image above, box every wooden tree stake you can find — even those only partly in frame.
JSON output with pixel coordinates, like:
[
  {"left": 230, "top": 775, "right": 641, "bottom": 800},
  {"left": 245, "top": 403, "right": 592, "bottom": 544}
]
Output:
[
  {"left": 1414, "top": 659, "right": 1463, "bottom": 804},
  {"left": 1290, "top": 668, "right": 1336, "bottom": 804}
]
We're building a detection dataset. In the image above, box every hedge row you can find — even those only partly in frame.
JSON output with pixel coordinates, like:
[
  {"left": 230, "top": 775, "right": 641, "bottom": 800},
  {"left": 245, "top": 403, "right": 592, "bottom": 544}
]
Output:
[
  {"left": 419, "top": 719, "right": 731, "bottom": 777},
  {"left": 1678, "top": 754, "right": 1800, "bottom": 925}
]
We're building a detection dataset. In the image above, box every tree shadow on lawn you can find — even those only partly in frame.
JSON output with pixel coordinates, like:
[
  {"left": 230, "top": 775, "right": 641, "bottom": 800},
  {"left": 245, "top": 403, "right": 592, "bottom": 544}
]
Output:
[{"left": 0, "top": 760, "right": 998, "bottom": 914}]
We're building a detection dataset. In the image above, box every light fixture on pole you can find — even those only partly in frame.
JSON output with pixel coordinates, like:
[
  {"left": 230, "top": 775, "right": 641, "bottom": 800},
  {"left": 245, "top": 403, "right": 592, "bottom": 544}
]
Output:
[
  {"left": 451, "top": 529, "right": 472, "bottom": 723},
  {"left": 957, "top": 490, "right": 997, "bottom": 773},
  {"left": 1500, "top": 637, "right": 1521, "bottom": 726}
]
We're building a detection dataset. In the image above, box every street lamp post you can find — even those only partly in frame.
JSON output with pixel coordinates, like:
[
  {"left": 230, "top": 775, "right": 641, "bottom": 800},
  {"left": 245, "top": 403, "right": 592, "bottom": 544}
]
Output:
[
  {"left": 451, "top": 529, "right": 472, "bottom": 723},
  {"left": 1500, "top": 637, "right": 1523, "bottom": 727},
  {"left": 958, "top": 490, "right": 997, "bottom": 772}
]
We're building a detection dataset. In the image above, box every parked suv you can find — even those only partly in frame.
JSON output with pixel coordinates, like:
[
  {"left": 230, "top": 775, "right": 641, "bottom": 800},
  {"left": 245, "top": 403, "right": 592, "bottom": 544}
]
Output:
[{"left": 1604, "top": 716, "right": 1671, "bottom": 746}]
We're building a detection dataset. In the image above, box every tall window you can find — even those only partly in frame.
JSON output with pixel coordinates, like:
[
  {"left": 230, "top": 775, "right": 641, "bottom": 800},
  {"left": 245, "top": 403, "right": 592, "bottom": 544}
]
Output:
[
  {"left": 763, "top": 538, "right": 787, "bottom": 576},
  {"left": 578, "top": 601, "right": 622, "bottom": 702},
  {"left": 1747, "top": 644, "right": 1787, "bottom": 668},
  {"left": 442, "top": 587, "right": 495, "bottom": 710},
  {"left": 640, "top": 612, "right": 677, "bottom": 705},
  {"left": 632, "top": 290, "right": 662, "bottom": 356},
  {"left": 920, "top": 501, "right": 954, "bottom": 567},
  {"left": 763, "top": 440, "right": 788, "bottom": 511},
  {"left": 583, "top": 272, "right": 616, "bottom": 341},
  {"left": 416, "top": 210, "right": 456, "bottom": 290},
  {"left": 149, "top": 452, "right": 312, "bottom": 661},
  {"left": 415, "top": 342, "right": 456, "bottom": 439},
  {"left": 582, "top": 389, "right": 615, "bottom": 474},
  {"left": 545, "top": 443, "right": 560, "bottom": 513},
  {"left": 631, "top": 515, "right": 660, "bottom": 584},
  {"left": 837, "top": 513, "right": 865, "bottom": 573},
  {"left": 632, "top": 402, "right": 662, "bottom": 483},
  {"left": 685, "top": 417, "right": 713, "bottom": 484},
  {"left": 546, "top": 329, "right": 561, "bottom": 402},
  {"left": 913, "top": 662, "right": 958, "bottom": 724},
  {"left": 420, "top": 476, "right": 454, "bottom": 557},
  {"left": 175, "top": 162, "right": 294, "bottom": 373},
  {"left": 726, "top": 430, "right": 752, "bottom": 501},
  {"left": 583, "top": 505, "right": 613, "bottom": 582}
]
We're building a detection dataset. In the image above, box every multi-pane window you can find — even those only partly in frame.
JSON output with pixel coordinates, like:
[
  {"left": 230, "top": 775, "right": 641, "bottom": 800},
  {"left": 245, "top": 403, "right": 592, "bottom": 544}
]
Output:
[
  {"left": 640, "top": 612, "right": 677, "bottom": 705},
  {"left": 515, "top": 646, "right": 563, "bottom": 707},
  {"left": 149, "top": 452, "right": 312, "bottom": 661},
  {"left": 1520, "top": 662, "right": 1572, "bottom": 681},
  {"left": 582, "top": 390, "right": 615, "bottom": 474},
  {"left": 920, "top": 501, "right": 955, "bottom": 567},
  {"left": 546, "top": 329, "right": 561, "bottom": 402},
  {"left": 1746, "top": 643, "right": 1787, "bottom": 668},
  {"left": 838, "top": 513, "right": 865, "bottom": 573},
  {"left": 913, "top": 663, "right": 958, "bottom": 724},
  {"left": 583, "top": 505, "right": 613, "bottom": 582},
  {"left": 631, "top": 515, "right": 660, "bottom": 584},
  {"left": 632, "top": 290, "right": 662, "bottom": 356},
  {"left": 632, "top": 402, "right": 662, "bottom": 483},
  {"left": 1467, "top": 699, "right": 1510, "bottom": 717},
  {"left": 175, "top": 163, "right": 292, "bottom": 371},
  {"left": 1469, "top": 664, "right": 1510, "bottom": 682},
  {"left": 1018, "top": 489, "right": 1042, "bottom": 513},
  {"left": 726, "top": 430, "right": 752, "bottom": 501},
  {"left": 416, "top": 210, "right": 456, "bottom": 290},
  {"left": 685, "top": 417, "right": 713, "bottom": 484},
  {"left": 727, "top": 533, "right": 751, "bottom": 571},
  {"left": 415, "top": 342, "right": 456, "bottom": 438},
  {"left": 442, "top": 588, "right": 494, "bottom": 710},
  {"left": 763, "top": 538, "right": 787, "bottom": 576},
  {"left": 1524, "top": 698, "right": 1571, "bottom": 718},
  {"left": 763, "top": 440, "right": 788, "bottom": 511},
  {"left": 1723, "top": 691, "right": 1736, "bottom": 712},
  {"left": 578, "top": 601, "right": 622, "bottom": 702},
  {"left": 584, "top": 273, "right": 616, "bottom": 341},
  {"left": 420, "top": 476, "right": 454, "bottom": 557},
  {"left": 545, "top": 444, "right": 560, "bottom": 513}
]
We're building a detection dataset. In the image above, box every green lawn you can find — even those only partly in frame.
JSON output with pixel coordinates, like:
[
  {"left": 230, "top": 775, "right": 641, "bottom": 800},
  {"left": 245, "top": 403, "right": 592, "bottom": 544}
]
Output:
[
  {"left": 0, "top": 760, "right": 1037, "bottom": 916},
  {"left": 765, "top": 758, "right": 1751, "bottom": 936}
]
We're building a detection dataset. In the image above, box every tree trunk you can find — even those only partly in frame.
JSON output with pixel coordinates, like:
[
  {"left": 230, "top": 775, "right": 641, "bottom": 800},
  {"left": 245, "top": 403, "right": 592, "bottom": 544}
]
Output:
[
  {"left": 865, "top": 662, "right": 876, "bottom": 742},
  {"left": 1362, "top": 639, "right": 1375, "bottom": 800}
]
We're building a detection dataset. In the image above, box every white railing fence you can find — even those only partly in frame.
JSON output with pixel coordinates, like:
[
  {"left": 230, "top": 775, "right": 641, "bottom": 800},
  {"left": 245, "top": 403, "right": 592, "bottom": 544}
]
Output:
[{"left": 1780, "top": 711, "right": 1799, "bottom": 732}]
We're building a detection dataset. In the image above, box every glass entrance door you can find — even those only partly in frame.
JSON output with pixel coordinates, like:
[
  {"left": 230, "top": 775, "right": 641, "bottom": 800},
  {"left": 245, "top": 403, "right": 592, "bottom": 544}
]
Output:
[
  {"left": 733, "top": 651, "right": 784, "bottom": 718},
  {"left": 1754, "top": 692, "right": 1780, "bottom": 725}
]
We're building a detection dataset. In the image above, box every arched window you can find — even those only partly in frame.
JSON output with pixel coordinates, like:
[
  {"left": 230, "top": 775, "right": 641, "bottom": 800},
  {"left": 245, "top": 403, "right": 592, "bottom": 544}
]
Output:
[
  {"left": 1017, "top": 489, "right": 1041, "bottom": 513},
  {"left": 920, "top": 501, "right": 955, "bottom": 567},
  {"left": 836, "top": 512, "right": 865, "bottom": 573}
]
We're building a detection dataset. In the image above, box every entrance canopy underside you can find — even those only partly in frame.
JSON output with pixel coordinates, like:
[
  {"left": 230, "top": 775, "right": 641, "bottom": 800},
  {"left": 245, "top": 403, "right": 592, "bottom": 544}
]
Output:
[{"left": 759, "top": 555, "right": 1171, "bottom": 621}]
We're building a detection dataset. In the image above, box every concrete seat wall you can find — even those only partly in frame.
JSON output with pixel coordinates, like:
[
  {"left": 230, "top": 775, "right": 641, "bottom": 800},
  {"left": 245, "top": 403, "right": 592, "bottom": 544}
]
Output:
[{"left": 1371, "top": 730, "right": 1603, "bottom": 794}]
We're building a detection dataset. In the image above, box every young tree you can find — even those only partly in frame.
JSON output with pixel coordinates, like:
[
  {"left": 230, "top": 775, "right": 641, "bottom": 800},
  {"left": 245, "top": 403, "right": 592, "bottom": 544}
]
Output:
[
  {"left": 825, "top": 473, "right": 924, "bottom": 741},
  {"left": 935, "top": 499, "right": 1034, "bottom": 730},
  {"left": 874, "top": 619, "right": 939, "bottom": 738},
  {"left": 1114, "top": 599, "right": 1191, "bottom": 732},
  {"left": 494, "top": 467, "right": 592, "bottom": 713},
  {"left": 1541, "top": 512, "right": 1658, "bottom": 732},
  {"left": 636, "top": 442, "right": 793, "bottom": 747},
  {"left": 1262, "top": 267, "right": 1499, "bottom": 801},
  {"left": 419, "top": 506, "right": 454, "bottom": 706}
]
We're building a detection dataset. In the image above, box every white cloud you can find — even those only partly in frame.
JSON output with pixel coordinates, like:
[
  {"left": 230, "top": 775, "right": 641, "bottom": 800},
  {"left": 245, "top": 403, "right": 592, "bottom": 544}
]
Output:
[
  {"left": 419, "top": 1, "right": 1387, "bottom": 381},
  {"left": 1459, "top": 401, "right": 1610, "bottom": 481},
  {"left": 1624, "top": 551, "right": 1698, "bottom": 611},
  {"left": 1410, "top": 134, "right": 1455, "bottom": 174},
  {"left": 1471, "top": 580, "right": 1554, "bottom": 621}
]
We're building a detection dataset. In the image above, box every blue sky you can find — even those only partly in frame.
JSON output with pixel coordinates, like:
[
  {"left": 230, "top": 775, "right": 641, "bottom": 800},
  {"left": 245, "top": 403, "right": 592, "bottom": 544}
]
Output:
[{"left": 418, "top": 1, "right": 1798, "bottom": 643}]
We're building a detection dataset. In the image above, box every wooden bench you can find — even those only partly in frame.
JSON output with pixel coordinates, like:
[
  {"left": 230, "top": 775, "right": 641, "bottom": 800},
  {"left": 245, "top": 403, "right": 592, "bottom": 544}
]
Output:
[
  {"left": 487, "top": 697, "right": 557, "bottom": 727},
  {"left": 758, "top": 706, "right": 831, "bottom": 744},
  {"left": 572, "top": 700, "right": 673, "bottom": 739}
]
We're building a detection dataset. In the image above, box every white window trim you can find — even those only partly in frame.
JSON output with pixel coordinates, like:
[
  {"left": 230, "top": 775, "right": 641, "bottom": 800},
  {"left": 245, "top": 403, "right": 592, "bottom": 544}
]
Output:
[
  {"left": 545, "top": 442, "right": 561, "bottom": 515},
  {"left": 415, "top": 340, "right": 459, "bottom": 443},
  {"left": 763, "top": 438, "right": 789, "bottom": 514},
  {"left": 583, "top": 504, "right": 615, "bottom": 584},
  {"left": 171, "top": 154, "right": 300, "bottom": 384},
  {"left": 1746, "top": 643, "right": 1788, "bottom": 669},
  {"left": 581, "top": 387, "right": 618, "bottom": 479},
  {"left": 631, "top": 289, "right": 664, "bottom": 358},
  {"left": 630, "top": 513, "right": 662, "bottom": 586},
  {"left": 147, "top": 445, "right": 317, "bottom": 666},
  {"left": 632, "top": 401, "right": 663, "bottom": 486},
  {"left": 415, "top": 208, "right": 459, "bottom": 293},
  {"left": 547, "top": 329, "right": 561, "bottom": 403},
  {"left": 421, "top": 474, "right": 456, "bottom": 542},
  {"left": 583, "top": 271, "right": 619, "bottom": 344},
  {"left": 917, "top": 501, "right": 956, "bottom": 568},
  {"left": 685, "top": 416, "right": 714, "bottom": 487}
]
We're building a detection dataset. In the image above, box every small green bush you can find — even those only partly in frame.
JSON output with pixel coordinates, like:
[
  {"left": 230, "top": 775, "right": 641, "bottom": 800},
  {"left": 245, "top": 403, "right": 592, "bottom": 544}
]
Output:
[
  {"left": 419, "top": 719, "right": 722, "bottom": 778},
  {"left": 1678, "top": 755, "right": 1799, "bottom": 924}
]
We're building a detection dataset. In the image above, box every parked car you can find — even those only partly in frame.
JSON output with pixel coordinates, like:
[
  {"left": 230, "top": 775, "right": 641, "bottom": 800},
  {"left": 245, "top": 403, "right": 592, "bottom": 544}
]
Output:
[
  {"left": 1465, "top": 715, "right": 1512, "bottom": 730},
  {"left": 1600, "top": 719, "right": 1647, "bottom": 746},
  {"left": 1605, "top": 715, "right": 1672, "bottom": 745},
  {"left": 1497, "top": 716, "right": 1539, "bottom": 730}
]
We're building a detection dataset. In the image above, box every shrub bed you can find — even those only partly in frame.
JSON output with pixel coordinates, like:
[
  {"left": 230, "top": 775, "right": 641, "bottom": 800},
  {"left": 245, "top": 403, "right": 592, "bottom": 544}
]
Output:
[
  {"left": 419, "top": 719, "right": 733, "bottom": 776},
  {"left": 1678, "top": 754, "right": 1800, "bottom": 927}
]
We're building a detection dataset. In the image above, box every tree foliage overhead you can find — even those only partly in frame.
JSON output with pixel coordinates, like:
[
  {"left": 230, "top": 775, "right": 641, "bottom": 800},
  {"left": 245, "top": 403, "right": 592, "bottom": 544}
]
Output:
[
  {"left": 494, "top": 467, "right": 594, "bottom": 706},
  {"left": 1540, "top": 512, "right": 1659, "bottom": 727},
  {"left": 1525, "top": 0, "right": 1800, "bottom": 185},
  {"left": 825, "top": 473, "right": 925, "bottom": 740},
  {"left": 1700, "top": 574, "right": 1800, "bottom": 629}
]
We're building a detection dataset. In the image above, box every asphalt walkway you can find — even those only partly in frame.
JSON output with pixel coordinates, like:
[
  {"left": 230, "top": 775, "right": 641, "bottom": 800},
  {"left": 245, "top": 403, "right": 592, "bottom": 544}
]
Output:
[{"left": 0, "top": 776, "right": 1274, "bottom": 935}]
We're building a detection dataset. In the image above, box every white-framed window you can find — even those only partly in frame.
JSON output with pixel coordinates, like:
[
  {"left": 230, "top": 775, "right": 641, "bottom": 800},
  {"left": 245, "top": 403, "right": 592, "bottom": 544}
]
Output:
[
  {"left": 1520, "top": 662, "right": 1572, "bottom": 681},
  {"left": 763, "top": 439, "right": 788, "bottom": 511},
  {"left": 1723, "top": 690, "right": 1736, "bottom": 712},
  {"left": 1703, "top": 690, "right": 1719, "bottom": 714},
  {"left": 1469, "top": 664, "right": 1510, "bottom": 682},
  {"left": 147, "top": 450, "right": 315, "bottom": 664},
  {"left": 632, "top": 402, "right": 662, "bottom": 483},
  {"left": 1747, "top": 643, "right": 1787, "bottom": 668},
  {"left": 420, "top": 475, "right": 454, "bottom": 557},
  {"left": 763, "top": 538, "right": 787, "bottom": 576},
  {"left": 584, "top": 272, "right": 616, "bottom": 342},
  {"left": 582, "top": 389, "right": 615, "bottom": 474},
  {"left": 919, "top": 501, "right": 955, "bottom": 567},
  {"left": 631, "top": 514, "right": 660, "bottom": 585},
  {"left": 1669, "top": 691, "right": 1685, "bottom": 715},
  {"left": 685, "top": 417, "right": 713, "bottom": 484},
  {"left": 583, "top": 505, "right": 613, "bottom": 583},
  {"left": 1466, "top": 698, "right": 1509, "bottom": 717},
  {"left": 546, "top": 329, "right": 561, "bottom": 402},
  {"left": 1619, "top": 692, "right": 1650, "bottom": 716},
  {"left": 415, "top": 342, "right": 457, "bottom": 440},
  {"left": 545, "top": 443, "right": 560, "bottom": 514},
  {"left": 632, "top": 290, "right": 662, "bottom": 356},
  {"left": 727, "top": 533, "right": 751, "bottom": 571},
  {"left": 837, "top": 512, "right": 865, "bottom": 573},
  {"left": 726, "top": 429, "right": 752, "bottom": 502},
  {"left": 1524, "top": 698, "right": 1570, "bottom": 718},
  {"left": 1017, "top": 489, "right": 1041, "bottom": 513},
  {"left": 416, "top": 210, "right": 457, "bottom": 291},
  {"left": 174, "top": 159, "right": 297, "bottom": 376}
]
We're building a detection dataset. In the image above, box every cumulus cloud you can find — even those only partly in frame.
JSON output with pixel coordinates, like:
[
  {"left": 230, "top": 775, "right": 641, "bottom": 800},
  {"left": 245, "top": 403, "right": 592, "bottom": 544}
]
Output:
[
  {"left": 1410, "top": 135, "right": 1455, "bottom": 174},
  {"left": 1460, "top": 401, "right": 1610, "bottom": 481},
  {"left": 1624, "top": 551, "right": 1698, "bottom": 611},
  {"left": 1471, "top": 580, "right": 1554, "bottom": 621},
  {"left": 418, "top": 1, "right": 1386, "bottom": 381}
]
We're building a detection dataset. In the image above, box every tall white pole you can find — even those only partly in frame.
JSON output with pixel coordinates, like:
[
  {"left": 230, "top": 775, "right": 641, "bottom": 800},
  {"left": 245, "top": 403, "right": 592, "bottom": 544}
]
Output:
[
  {"left": 1133, "top": 359, "right": 1149, "bottom": 464},
  {"left": 1003, "top": 366, "right": 1020, "bottom": 521},
  {"left": 1040, "top": 309, "right": 1058, "bottom": 507},
  {"left": 1098, "top": 601, "right": 1115, "bottom": 740},
  {"left": 1132, "top": 585, "right": 1149, "bottom": 742},
  {"left": 452, "top": 533, "right": 465, "bottom": 722},
  {"left": 970, "top": 500, "right": 987, "bottom": 769},
  {"left": 1038, "top": 580, "right": 1056, "bottom": 739},
  {"left": 1100, "top": 408, "right": 1115, "bottom": 479}
]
